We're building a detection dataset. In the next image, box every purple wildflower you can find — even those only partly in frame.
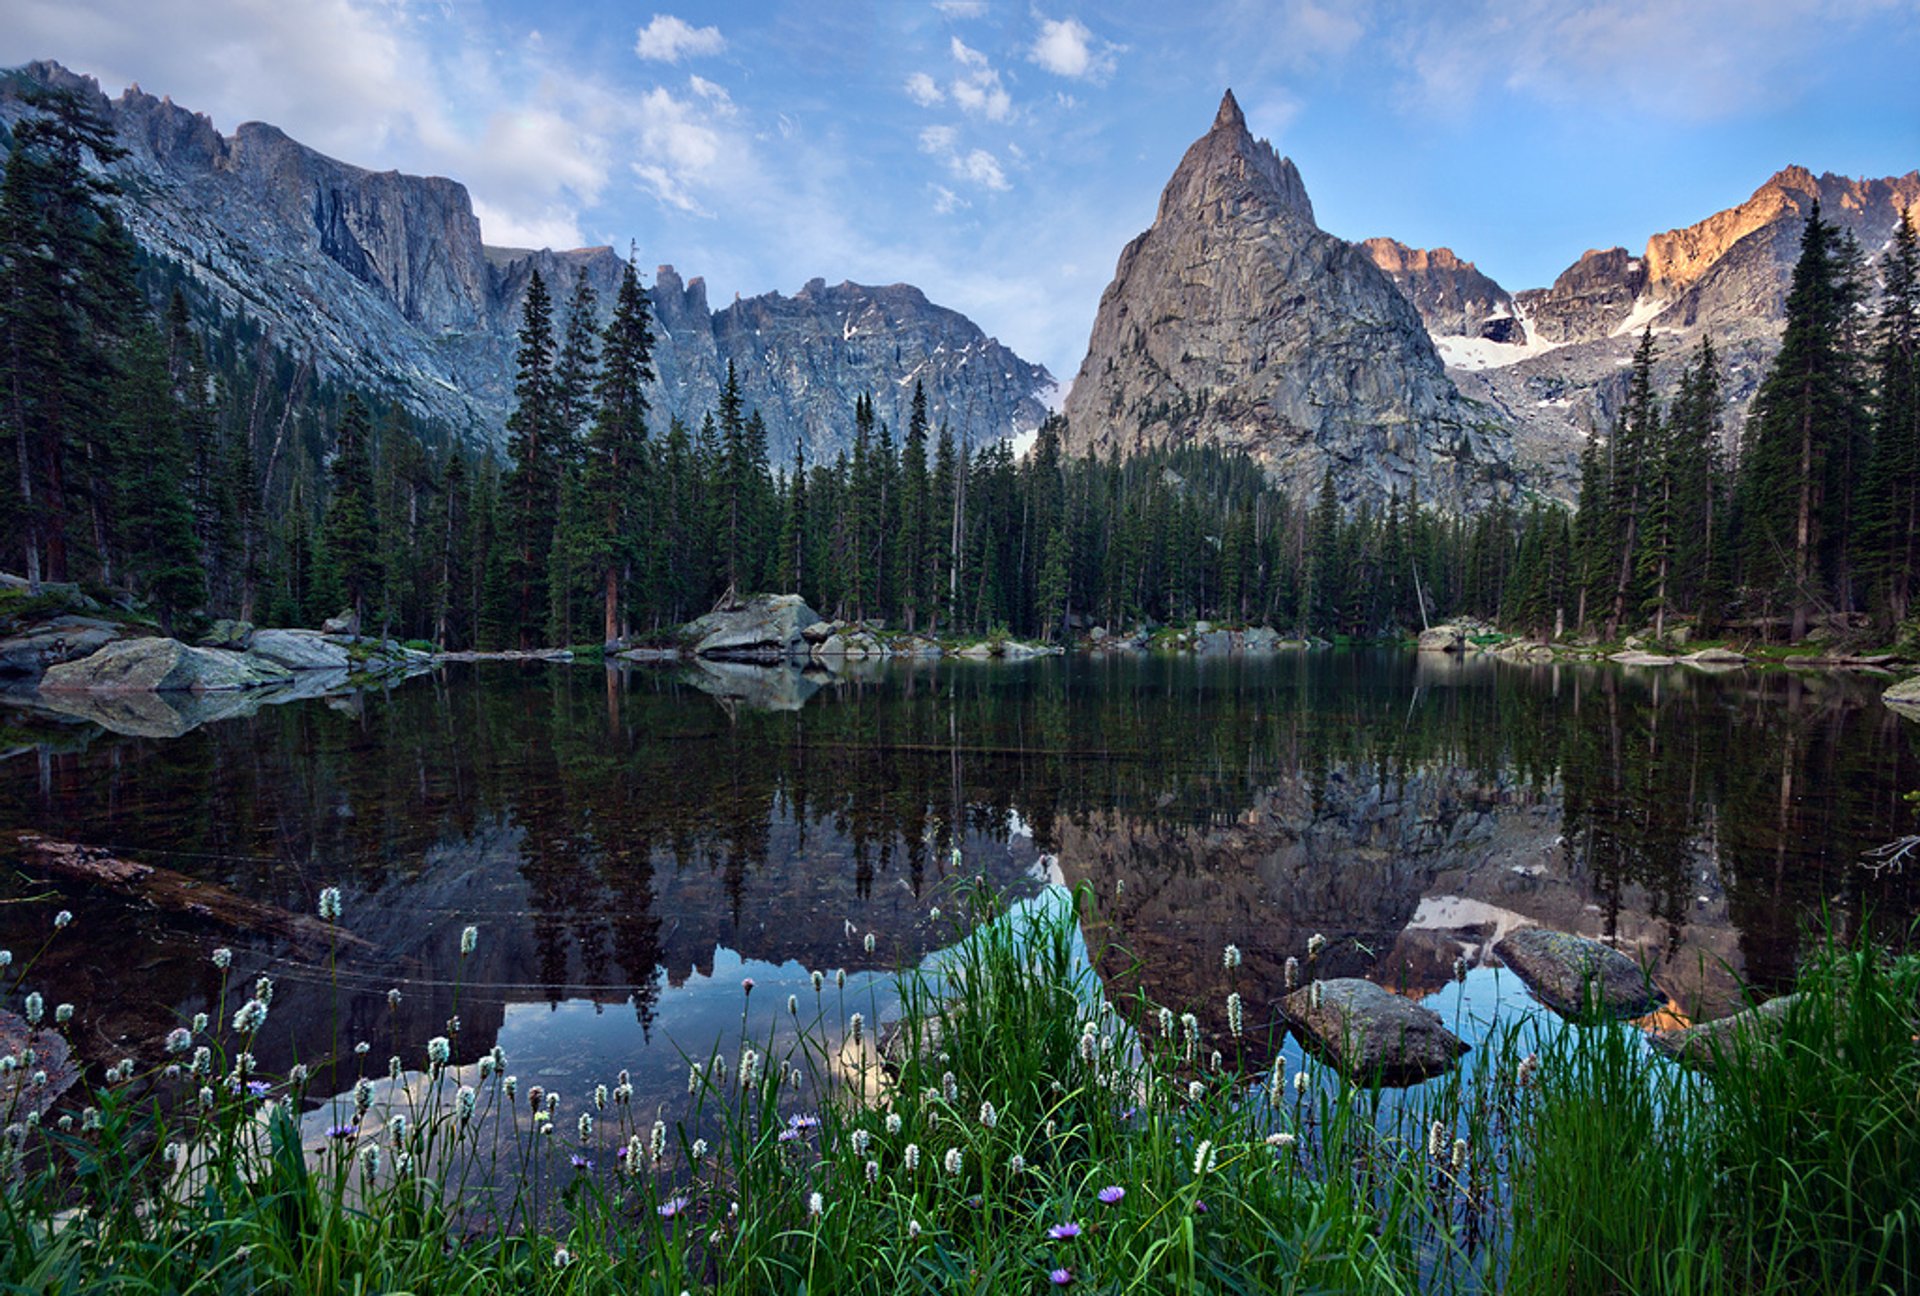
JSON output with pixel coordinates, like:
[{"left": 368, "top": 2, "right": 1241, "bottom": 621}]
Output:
[
  {"left": 325, "top": 1123, "right": 357, "bottom": 1141},
  {"left": 569, "top": 1154, "right": 594, "bottom": 1171},
  {"left": 246, "top": 1080, "right": 271, "bottom": 1099},
  {"left": 615, "top": 1145, "right": 630, "bottom": 1161},
  {"left": 778, "top": 1128, "right": 801, "bottom": 1143},
  {"left": 1047, "top": 1222, "right": 1082, "bottom": 1240},
  {"left": 1097, "top": 1185, "right": 1125, "bottom": 1204},
  {"left": 658, "top": 1195, "right": 690, "bottom": 1219},
  {"left": 788, "top": 1113, "right": 821, "bottom": 1131},
  {"left": 1049, "top": 1269, "right": 1073, "bottom": 1286}
]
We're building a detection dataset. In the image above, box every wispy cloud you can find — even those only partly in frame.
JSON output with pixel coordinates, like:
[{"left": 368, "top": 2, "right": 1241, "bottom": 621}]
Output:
[
  {"left": 1028, "top": 17, "right": 1121, "bottom": 82},
  {"left": 946, "top": 36, "right": 1012, "bottom": 121},
  {"left": 918, "top": 124, "right": 1009, "bottom": 192},
  {"left": 633, "top": 13, "right": 725, "bottom": 64},
  {"left": 904, "top": 71, "right": 944, "bottom": 106}
]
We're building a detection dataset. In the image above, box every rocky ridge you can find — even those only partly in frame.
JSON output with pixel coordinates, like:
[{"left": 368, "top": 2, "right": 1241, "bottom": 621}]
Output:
[
  {"left": 0, "top": 61, "right": 1053, "bottom": 463},
  {"left": 1368, "top": 166, "right": 1920, "bottom": 482},
  {"left": 1061, "top": 92, "right": 1520, "bottom": 514}
]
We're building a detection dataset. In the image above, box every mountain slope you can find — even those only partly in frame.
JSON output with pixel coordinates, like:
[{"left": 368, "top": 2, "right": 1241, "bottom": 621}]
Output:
[
  {"left": 0, "top": 60, "right": 1053, "bottom": 461},
  {"left": 1371, "top": 166, "right": 1920, "bottom": 457},
  {"left": 1060, "top": 92, "right": 1522, "bottom": 513}
]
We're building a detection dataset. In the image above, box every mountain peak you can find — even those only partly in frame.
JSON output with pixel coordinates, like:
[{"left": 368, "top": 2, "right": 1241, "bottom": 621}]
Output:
[
  {"left": 1213, "top": 89, "right": 1246, "bottom": 134},
  {"left": 1157, "top": 91, "right": 1314, "bottom": 228}
]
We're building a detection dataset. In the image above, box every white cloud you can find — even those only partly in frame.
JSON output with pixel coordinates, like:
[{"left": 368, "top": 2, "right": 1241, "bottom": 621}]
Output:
[
  {"left": 950, "top": 36, "right": 990, "bottom": 69},
  {"left": 933, "top": 0, "right": 989, "bottom": 16},
  {"left": 918, "top": 124, "right": 960, "bottom": 155},
  {"left": 918, "top": 125, "right": 1009, "bottom": 192},
  {"left": 932, "top": 184, "right": 967, "bottom": 214},
  {"left": 688, "top": 74, "right": 737, "bottom": 114},
  {"left": 471, "top": 199, "right": 585, "bottom": 251},
  {"left": 630, "top": 85, "right": 739, "bottom": 214},
  {"left": 1028, "top": 17, "right": 1120, "bottom": 82},
  {"left": 633, "top": 13, "right": 725, "bottom": 63},
  {"left": 905, "top": 71, "right": 945, "bottom": 105},
  {"left": 957, "top": 148, "right": 1009, "bottom": 190}
]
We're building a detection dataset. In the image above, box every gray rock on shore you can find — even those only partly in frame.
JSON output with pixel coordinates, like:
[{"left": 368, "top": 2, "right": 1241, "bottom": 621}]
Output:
[
  {"left": 0, "top": 614, "right": 124, "bottom": 679},
  {"left": 1280, "top": 978, "right": 1468, "bottom": 1083},
  {"left": 683, "top": 594, "right": 822, "bottom": 660},
  {"left": 41, "top": 637, "right": 292, "bottom": 692},
  {"left": 1494, "top": 928, "right": 1663, "bottom": 1020},
  {"left": 1648, "top": 994, "right": 1802, "bottom": 1067},
  {"left": 246, "top": 629, "right": 353, "bottom": 671}
]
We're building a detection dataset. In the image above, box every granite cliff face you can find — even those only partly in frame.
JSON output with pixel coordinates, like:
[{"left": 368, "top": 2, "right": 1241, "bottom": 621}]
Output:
[
  {"left": 0, "top": 61, "right": 1052, "bottom": 460},
  {"left": 1358, "top": 238, "right": 1522, "bottom": 342},
  {"left": 1376, "top": 166, "right": 1920, "bottom": 478},
  {"left": 1061, "top": 92, "right": 1519, "bottom": 514}
]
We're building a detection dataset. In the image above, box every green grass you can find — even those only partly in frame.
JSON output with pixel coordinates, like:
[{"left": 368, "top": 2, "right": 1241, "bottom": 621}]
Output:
[{"left": 1, "top": 889, "right": 1913, "bottom": 1294}]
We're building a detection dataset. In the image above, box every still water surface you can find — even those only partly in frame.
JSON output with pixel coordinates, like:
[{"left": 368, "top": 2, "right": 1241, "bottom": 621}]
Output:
[{"left": 3, "top": 651, "right": 1916, "bottom": 1120}]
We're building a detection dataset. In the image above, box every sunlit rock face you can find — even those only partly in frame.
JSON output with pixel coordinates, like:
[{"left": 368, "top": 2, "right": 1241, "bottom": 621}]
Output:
[
  {"left": 1378, "top": 166, "right": 1920, "bottom": 505},
  {"left": 0, "top": 61, "right": 1053, "bottom": 464},
  {"left": 1061, "top": 91, "right": 1521, "bottom": 515}
]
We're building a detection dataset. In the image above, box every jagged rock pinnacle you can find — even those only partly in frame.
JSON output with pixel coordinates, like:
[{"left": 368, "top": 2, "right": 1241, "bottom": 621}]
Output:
[{"left": 1214, "top": 89, "right": 1245, "bottom": 134}]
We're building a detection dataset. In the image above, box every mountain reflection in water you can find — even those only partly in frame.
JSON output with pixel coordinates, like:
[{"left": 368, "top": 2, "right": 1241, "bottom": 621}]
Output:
[{"left": 1, "top": 651, "right": 1914, "bottom": 1113}]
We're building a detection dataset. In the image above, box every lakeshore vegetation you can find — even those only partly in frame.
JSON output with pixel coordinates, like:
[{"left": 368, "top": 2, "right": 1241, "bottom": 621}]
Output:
[
  {"left": 4, "top": 87, "right": 1919, "bottom": 650},
  {"left": 2, "top": 884, "right": 1914, "bottom": 1294}
]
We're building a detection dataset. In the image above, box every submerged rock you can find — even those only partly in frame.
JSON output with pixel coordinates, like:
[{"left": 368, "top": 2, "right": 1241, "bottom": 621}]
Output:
[
  {"left": 41, "top": 637, "right": 292, "bottom": 692},
  {"left": 683, "top": 594, "right": 822, "bottom": 660},
  {"left": 1648, "top": 994, "right": 1802, "bottom": 1067},
  {"left": 1610, "top": 650, "right": 1677, "bottom": 666},
  {"left": 1279, "top": 978, "right": 1467, "bottom": 1083},
  {"left": 1494, "top": 927, "right": 1662, "bottom": 1020}
]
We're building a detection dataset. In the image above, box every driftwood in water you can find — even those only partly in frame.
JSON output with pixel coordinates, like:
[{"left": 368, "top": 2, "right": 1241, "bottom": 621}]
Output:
[{"left": 4, "top": 832, "right": 370, "bottom": 953}]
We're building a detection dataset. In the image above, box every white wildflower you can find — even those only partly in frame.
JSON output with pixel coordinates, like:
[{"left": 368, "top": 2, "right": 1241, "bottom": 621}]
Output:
[
  {"left": 1223, "top": 943, "right": 1241, "bottom": 969},
  {"left": 904, "top": 1143, "right": 920, "bottom": 1171},
  {"left": 317, "top": 887, "right": 341, "bottom": 921},
  {"left": 460, "top": 926, "right": 478, "bottom": 956},
  {"left": 1193, "top": 1140, "right": 1215, "bottom": 1176},
  {"left": 943, "top": 1146, "right": 963, "bottom": 1176}
]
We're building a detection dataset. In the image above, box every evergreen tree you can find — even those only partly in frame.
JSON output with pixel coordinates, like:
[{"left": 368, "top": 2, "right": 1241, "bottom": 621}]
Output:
[
  {"left": 579, "top": 259, "right": 654, "bottom": 645},
  {"left": 319, "top": 394, "right": 380, "bottom": 627},
  {"left": 1859, "top": 207, "right": 1920, "bottom": 626},
  {"left": 111, "top": 324, "right": 204, "bottom": 631},
  {"left": 1606, "top": 327, "right": 1660, "bottom": 638},
  {"left": 503, "top": 271, "right": 563, "bottom": 646},
  {"left": 1735, "top": 204, "right": 1857, "bottom": 640}
]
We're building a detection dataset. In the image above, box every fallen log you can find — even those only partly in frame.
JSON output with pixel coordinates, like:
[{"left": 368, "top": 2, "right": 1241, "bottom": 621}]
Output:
[{"left": 4, "top": 832, "right": 371, "bottom": 953}]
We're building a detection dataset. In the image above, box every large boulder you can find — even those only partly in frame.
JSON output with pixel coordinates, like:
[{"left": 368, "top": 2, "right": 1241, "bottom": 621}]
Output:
[
  {"left": 1241, "top": 626, "right": 1280, "bottom": 652},
  {"left": 0, "top": 614, "right": 125, "bottom": 679},
  {"left": 1610, "top": 650, "right": 1676, "bottom": 667},
  {"left": 197, "top": 619, "right": 256, "bottom": 650},
  {"left": 1280, "top": 978, "right": 1468, "bottom": 1084},
  {"left": 1494, "top": 928, "right": 1662, "bottom": 1020},
  {"left": 1648, "top": 994, "right": 1801, "bottom": 1068},
  {"left": 1883, "top": 674, "right": 1920, "bottom": 718},
  {"left": 683, "top": 594, "right": 823, "bottom": 660},
  {"left": 1417, "top": 625, "right": 1466, "bottom": 653},
  {"left": 246, "top": 628, "right": 352, "bottom": 671},
  {"left": 41, "top": 637, "right": 293, "bottom": 692}
]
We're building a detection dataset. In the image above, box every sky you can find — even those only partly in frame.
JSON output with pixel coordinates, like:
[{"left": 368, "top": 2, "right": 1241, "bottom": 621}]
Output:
[{"left": 4, "top": 1, "right": 1918, "bottom": 385}]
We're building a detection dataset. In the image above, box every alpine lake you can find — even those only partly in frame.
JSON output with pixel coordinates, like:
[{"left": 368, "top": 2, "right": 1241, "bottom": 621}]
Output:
[{"left": 3, "top": 649, "right": 1918, "bottom": 1147}]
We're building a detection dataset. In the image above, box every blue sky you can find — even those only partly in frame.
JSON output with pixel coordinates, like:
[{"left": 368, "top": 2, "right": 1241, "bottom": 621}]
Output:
[{"left": 5, "top": 1, "right": 1918, "bottom": 383}]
